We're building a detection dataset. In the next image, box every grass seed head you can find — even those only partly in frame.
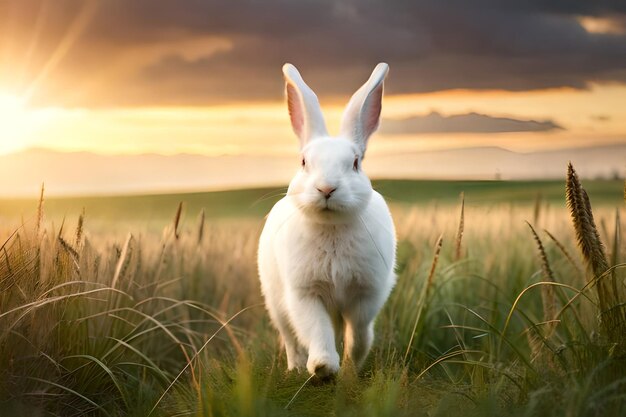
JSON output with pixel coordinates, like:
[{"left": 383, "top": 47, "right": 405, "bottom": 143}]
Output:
[
  {"left": 566, "top": 162, "right": 625, "bottom": 351},
  {"left": 75, "top": 208, "right": 85, "bottom": 248},
  {"left": 198, "top": 208, "right": 206, "bottom": 244},
  {"left": 173, "top": 202, "right": 183, "bottom": 240},
  {"left": 36, "top": 183, "right": 45, "bottom": 235},
  {"left": 454, "top": 192, "right": 465, "bottom": 261},
  {"left": 527, "top": 222, "right": 557, "bottom": 336}
]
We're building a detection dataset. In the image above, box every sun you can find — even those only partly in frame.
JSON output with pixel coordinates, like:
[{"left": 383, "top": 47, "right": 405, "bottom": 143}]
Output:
[
  {"left": 0, "top": 93, "right": 29, "bottom": 153},
  {"left": 0, "top": 92, "right": 49, "bottom": 155}
]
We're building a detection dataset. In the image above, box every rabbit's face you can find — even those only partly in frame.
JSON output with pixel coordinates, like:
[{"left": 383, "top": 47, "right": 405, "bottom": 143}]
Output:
[
  {"left": 280, "top": 62, "right": 388, "bottom": 222},
  {"left": 288, "top": 137, "right": 372, "bottom": 218}
]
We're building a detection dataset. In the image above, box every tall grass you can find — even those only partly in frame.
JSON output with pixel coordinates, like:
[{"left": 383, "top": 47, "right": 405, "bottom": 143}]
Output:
[
  {"left": 1, "top": 203, "right": 261, "bottom": 416},
  {"left": 566, "top": 163, "right": 626, "bottom": 357},
  {"left": 1, "top": 169, "right": 625, "bottom": 416}
]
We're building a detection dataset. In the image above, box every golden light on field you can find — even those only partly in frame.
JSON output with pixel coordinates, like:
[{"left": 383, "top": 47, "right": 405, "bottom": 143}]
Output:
[
  {"left": 0, "top": 92, "right": 33, "bottom": 154},
  {"left": 0, "top": 92, "right": 61, "bottom": 155}
]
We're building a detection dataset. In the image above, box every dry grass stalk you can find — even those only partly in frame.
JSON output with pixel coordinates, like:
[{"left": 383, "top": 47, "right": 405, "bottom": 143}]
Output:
[
  {"left": 525, "top": 326, "right": 559, "bottom": 373},
  {"left": 611, "top": 209, "right": 620, "bottom": 270},
  {"left": 527, "top": 222, "right": 557, "bottom": 336},
  {"left": 197, "top": 209, "right": 205, "bottom": 244},
  {"left": 58, "top": 236, "right": 80, "bottom": 273},
  {"left": 36, "top": 183, "right": 44, "bottom": 235},
  {"left": 403, "top": 233, "right": 444, "bottom": 364},
  {"left": 3, "top": 247, "right": 12, "bottom": 276},
  {"left": 566, "top": 162, "right": 625, "bottom": 351},
  {"left": 526, "top": 326, "right": 542, "bottom": 364},
  {"left": 543, "top": 229, "right": 583, "bottom": 276},
  {"left": 426, "top": 234, "right": 444, "bottom": 294},
  {"left": 580, "top": 188, "right": 610, "bottom": 280},
  {"left": 111, "top": 233, "right": 133, "bottom": 289},
  {"left": 533, "top": 192, "right": 542, "bottom": 226},
  {"left": 58, "top": 236, "right": 79, "bottom": 261},
  {"left": 57, "top": 216, "right": 66, "bottom": 239},
  {"left": 454, "top": 192, "right": 464, "bottom": 261},
  {"left": 173, "top": 202, "right": 183, "bottom": 240},
  {"left": 75, "top": 208, "right": 85, "bottom": 248}
]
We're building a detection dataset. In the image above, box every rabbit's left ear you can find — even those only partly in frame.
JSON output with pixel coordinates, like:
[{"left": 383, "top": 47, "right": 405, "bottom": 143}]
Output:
[
  {"left": 283, "top": 63, "right": 328, "bottom": 148},
  {"left": 340, "top": 63, "right": 389, "bottom": 155}
]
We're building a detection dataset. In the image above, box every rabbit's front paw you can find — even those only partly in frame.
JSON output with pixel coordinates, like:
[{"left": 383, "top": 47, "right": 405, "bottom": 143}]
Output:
[{"left": 307, "top": 351, "right": 340, "bottom": 379}]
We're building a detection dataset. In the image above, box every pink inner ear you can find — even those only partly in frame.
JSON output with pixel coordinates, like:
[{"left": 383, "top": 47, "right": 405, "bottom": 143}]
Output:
[
  {"left": 362, "top": 84, "right": 383, "bottom": 137},
  {"left": 287, "top": 84, "right": 304, "bottom": 139}
]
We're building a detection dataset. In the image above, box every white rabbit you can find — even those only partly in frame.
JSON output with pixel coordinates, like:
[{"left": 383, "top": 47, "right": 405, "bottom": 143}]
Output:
[{"left": 257, "top": 63, "right": 396, "bottom": 379}]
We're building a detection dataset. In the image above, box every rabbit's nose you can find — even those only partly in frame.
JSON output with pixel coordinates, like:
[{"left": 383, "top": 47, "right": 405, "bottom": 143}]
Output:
[{"left": 316, "top": 186, "right": 337, "bottom": 199}]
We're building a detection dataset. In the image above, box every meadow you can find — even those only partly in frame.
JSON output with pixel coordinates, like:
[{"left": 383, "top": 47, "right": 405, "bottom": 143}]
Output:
[{"left": 0, "top": 174, "right": 625, "bottom": 416}]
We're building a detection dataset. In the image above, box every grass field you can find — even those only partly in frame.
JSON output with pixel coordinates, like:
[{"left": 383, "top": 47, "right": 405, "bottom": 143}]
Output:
[
  {"left": 1, "top": 176, "right": 625, "bottom": 416},
  {"left": 0, "top": 179, "right": 622, "bottom": 227}
]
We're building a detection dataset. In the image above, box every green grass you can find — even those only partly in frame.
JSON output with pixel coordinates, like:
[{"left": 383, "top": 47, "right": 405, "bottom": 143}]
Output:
[
  {"left": 0, "top": 179, "right": 625, "bottom": 416},
  {"left": 0, "top": 179, "right": 622, "bottom": 228}
]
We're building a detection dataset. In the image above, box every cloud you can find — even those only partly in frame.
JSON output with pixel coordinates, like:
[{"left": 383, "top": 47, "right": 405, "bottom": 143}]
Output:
[
  {"left": 380, "top": 112, "right": 564, "bottom": 134},
  {"left": 590, "top": 114, "right": 611, "bottom": 122},
  {"left": 1, "top": 0, "right": 626, "bottom": 106}
]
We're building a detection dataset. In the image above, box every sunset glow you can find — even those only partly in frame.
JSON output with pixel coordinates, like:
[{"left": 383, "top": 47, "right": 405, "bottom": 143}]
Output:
[
  {"left": 0, "top": 0, "right": 625, "bottom": 195},
  {"left": 2, "top": 84, "right": 625, "bottom": 157}
]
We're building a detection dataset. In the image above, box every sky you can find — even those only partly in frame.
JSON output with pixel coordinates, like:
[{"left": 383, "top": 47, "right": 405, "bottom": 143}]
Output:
[{"left": 0, "top": 0, "right": 625, "bottom": 193}]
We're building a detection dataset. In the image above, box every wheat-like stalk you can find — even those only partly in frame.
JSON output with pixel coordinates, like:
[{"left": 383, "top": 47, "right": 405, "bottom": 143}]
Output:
[
  {"left": 580, "top": 188, "right": 610, "bottom": 279},
  {"left": 75, "top": 208, "right": 85, "bottom": 248},
  {"left": 426, "top": 234, "right": 444, "bottom": 294},
  {"left": 57, "top": 216, "right": 66, "bottom": 239},
  {"left": 36, "top": 183, "right": 45, "bottom": 235},
  {"left": 403, "top": 233, "right": 444, "bottom": 363},
  {"left": 543, "top": 229, "right": 583, "bottom": 276},
  {"left": 527, "top": 222, "right": 556, "bottom": 336},
  {"left": 197, "top": 208, "right": 206, "bottom": 244},
  {"left": 454, "top": 192, "right": 464, "bottom": 261},
  {"left": 611, "top": 209, "right": 620, "bottom": 270},
  {"left": 3, "top": 247, "right": 12, "bottom": 276},
  {"left": 566, "top": 162, "right": 624, "bottom": 352},
  {"left": 533, "top": 192, "right": 542, "bottom": 226},
  {"left": 111, "top": 233, "right": 133, "bottom": 289},
  {"left": 173, "top": 202, "right": 183, "bottom": 240},
  {"left": 566, "top": 164, "right": 608, "bottom": 280},
  {"left": 58, "top": 236, "right": 80, "bottom": 273},
  {"left": 525, "top": 326, "right": 559, "bottom": 373}
]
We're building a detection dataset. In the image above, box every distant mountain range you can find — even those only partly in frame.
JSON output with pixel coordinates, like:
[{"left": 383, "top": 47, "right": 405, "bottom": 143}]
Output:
[{"left": 0, "top": 145, "right": 624, "bottom": 197}]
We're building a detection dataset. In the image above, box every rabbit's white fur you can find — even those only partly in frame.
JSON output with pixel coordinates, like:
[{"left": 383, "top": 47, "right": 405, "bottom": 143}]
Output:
[{"left": 258, "top": 63, "right": 396, "bottom": 378}]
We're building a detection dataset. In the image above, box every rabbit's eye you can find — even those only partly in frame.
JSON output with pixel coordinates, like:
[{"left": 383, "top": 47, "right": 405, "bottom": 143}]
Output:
[
  {"left": 301, "top": 157, "right": 306, "bottom": 168},
  {"left": 353, "top": 157, "right": 359, "bottom": 171}
]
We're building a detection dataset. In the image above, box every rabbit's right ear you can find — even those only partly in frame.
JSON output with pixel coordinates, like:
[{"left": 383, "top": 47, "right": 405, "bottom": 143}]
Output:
[
  {"left": 340, "top": 63, "right": 388, "bottom": 155},
  {"left": 283, "top": 64, "right": 328, "bottom": 148}
]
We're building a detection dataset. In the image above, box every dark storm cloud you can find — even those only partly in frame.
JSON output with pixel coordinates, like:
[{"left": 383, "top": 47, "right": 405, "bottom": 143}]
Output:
[
  {"left": 380, "top": 112, "right": 563, "bottom": 135},
  {"left": 1, "top": 0, "right": 626, "bottom": 106}
]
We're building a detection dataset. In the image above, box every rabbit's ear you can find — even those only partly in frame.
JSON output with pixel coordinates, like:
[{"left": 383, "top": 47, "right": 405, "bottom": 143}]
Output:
[
  {"left": 340, "top": 63, "right": 388, "bottom": 155},
  {"left": 283, "top": 63, "right": 328, "bottom": 147}
]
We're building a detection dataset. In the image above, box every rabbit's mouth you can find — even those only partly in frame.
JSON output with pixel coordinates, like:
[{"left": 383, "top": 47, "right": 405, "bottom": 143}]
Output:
[
  {"left": 322, "top": 200, "right": 343, "bottom": 212},
  {"left": 320, "top": 201, "right": 349, "bottom": 213}
]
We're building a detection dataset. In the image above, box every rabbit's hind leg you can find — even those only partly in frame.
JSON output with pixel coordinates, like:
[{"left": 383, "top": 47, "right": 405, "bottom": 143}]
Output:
[
  {"left": 342, "top": 294, "right": 382, "bottom": 369},
  {"left": 265, "top": 294, "right": 307, "bottom": 371},
  {"left": 343, "top": 319, "right": 374, "bottom": 369},
  {"left": 283, "top": 329, "right": 307, "bottom": 371}
]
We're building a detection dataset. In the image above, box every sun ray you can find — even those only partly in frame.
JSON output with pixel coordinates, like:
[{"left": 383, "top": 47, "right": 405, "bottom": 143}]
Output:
[
  {"left": 23, "top": 0, "right": 98, "bottom": 104},
  {"left": 16, "top": 0, "right": 51, "bottom": 89}
]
